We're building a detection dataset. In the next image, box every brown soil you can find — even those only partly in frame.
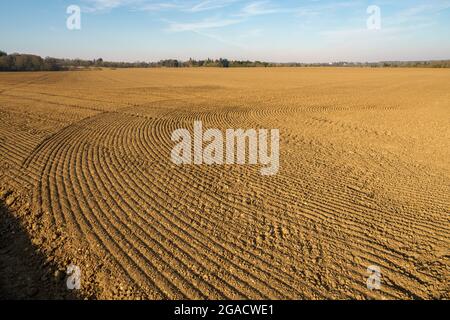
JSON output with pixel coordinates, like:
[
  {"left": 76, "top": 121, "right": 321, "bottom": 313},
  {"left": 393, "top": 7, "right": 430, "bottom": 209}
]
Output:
[{"left": 0, "top": 68, "right": 448, "bottom": 299}]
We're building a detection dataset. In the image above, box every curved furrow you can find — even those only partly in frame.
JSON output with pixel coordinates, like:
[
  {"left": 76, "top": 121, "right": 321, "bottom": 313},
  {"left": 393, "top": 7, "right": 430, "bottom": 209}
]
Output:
[
  {"left": 100, "top": 114, "right": 276, "bottom": 298},
  {"left": 96, "top": 115, "right": 314, "bottom": 300},
  {"left": 60, "top": 127, "right": 169, "bottom": 298},
  {"left": 118, "top": 117, "right": 376, "bottom": 298},
  {"left": 134, "top": 115, "right": 442, "bottom": 297},
  {"left": 80, "top": 118, "right": 226, "bottom": 299}
]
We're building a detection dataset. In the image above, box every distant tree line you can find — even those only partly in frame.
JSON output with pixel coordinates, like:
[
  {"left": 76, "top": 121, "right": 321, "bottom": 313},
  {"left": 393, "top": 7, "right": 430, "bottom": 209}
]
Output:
[
  {"left": 1, "top": 50, "right": 449, "bottom": 72},
  {"left": 304, "top": 60, "right": 450, "bottom": 68},
  {"left": 181, "top": 58, "right": 270, "bottom": 68},
  {"left": 0, "top": 52, "right": 64, "bottom": 71}
]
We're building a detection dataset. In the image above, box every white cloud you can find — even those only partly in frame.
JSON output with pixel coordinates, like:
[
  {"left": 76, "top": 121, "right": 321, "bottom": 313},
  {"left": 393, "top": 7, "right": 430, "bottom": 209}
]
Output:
[
  {"left": 187, "top": 0, "right": 240, "bottom": 13},
  {"left": 138, "top": 2, "right": 184, "bottom": 12},
  {"left": 237, "top": 1, "right": 280, "bottom": 17},
  {"left": 386, "top": 1, "right": 450, "bottom": 27},
  {"left": 319, "top": 22, "right": 435, "bottom": 41},
  {"left": 83, "top": 0, "right": 241, "bottom": 13},
  {"left": 166, "top": 17, "right": 243, "bottom": 32},
  {"left": 83, "top": 0, "right": 135, "bottom": 12},
  {"left": 294, "top": 1, "right": 361, "bottom": 17}
]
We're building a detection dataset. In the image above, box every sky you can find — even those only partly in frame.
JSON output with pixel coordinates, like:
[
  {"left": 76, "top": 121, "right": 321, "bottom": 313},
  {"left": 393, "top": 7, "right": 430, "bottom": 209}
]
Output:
[{"left": 1, "top": 0, "right": 449, "bottom": 62}]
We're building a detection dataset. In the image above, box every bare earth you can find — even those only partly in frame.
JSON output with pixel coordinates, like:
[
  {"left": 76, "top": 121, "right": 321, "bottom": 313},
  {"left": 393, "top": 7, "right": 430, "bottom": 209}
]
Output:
[{"left": 0, "top": 68, "right": 448, "bottom": 299}]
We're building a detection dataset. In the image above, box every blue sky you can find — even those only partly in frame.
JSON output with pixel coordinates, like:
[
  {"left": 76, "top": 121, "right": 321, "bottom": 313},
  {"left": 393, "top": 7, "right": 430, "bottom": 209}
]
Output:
[{"left": 1, "top": 0, "right": 449, "bottom": 62}]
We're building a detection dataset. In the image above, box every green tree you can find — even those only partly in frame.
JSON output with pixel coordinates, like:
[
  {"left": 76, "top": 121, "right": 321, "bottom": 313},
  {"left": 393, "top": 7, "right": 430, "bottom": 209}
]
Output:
[
  {"left": 0, "top": 56, "right": 13, "bottom": 71},
  {"left": 218, "top": 58, "right": 229, "bottom": 68},
  {"left": 44, "top": 57, "right": 62, "bottom": 71}
]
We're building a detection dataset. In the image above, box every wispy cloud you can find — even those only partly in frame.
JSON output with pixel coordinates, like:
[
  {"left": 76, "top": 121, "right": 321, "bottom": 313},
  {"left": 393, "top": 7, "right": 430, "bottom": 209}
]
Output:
[
  {"left": 84, "top": 0, "right": 240, "bottom": 13},
  {"left": 163, "top": 0, "right": 281, "bottom": 48},
  {"left": 385, "top": 1, "right": 450, "bottom": 26},
  {"left": 166, "top": 17, "right": 243, "bottom": 32},
  {"left": 320, "top": 22, "right": 435, "bottom": 41},
  {"left": 187, "top": 0, "right": 240, "bottom": 13},
  {"left": 318, "top": 0, "right": 447, "bottom": 40},
  {"left": 80, "top": 0, "right": 450, "bottom": 56},
  {"left": 138, "top": 2, "right": 184, "bottom": 12},
  {"left": 236, "top": 1, "right": 280, "bottom": 17},
  {"left": 84, "top": 0, "right": 284, "bottom": 18},
  {"left": 83, "top": 0, "right": 136, "bottom": 12},
  {"left": 295, "top": 1, "right": 361, "bottom": 17}
]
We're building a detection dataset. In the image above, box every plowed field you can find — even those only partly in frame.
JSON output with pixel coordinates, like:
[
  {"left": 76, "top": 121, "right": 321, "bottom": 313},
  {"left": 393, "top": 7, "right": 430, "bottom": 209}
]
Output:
[{"left": 0, "top": 68, "right": 448, "bottom": 299}]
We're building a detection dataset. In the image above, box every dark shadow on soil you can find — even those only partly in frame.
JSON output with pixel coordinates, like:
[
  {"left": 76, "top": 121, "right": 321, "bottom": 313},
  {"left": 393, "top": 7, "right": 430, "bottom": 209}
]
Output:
[{"left": 0, "top": 199, "right": 79, "bottom": 300}]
